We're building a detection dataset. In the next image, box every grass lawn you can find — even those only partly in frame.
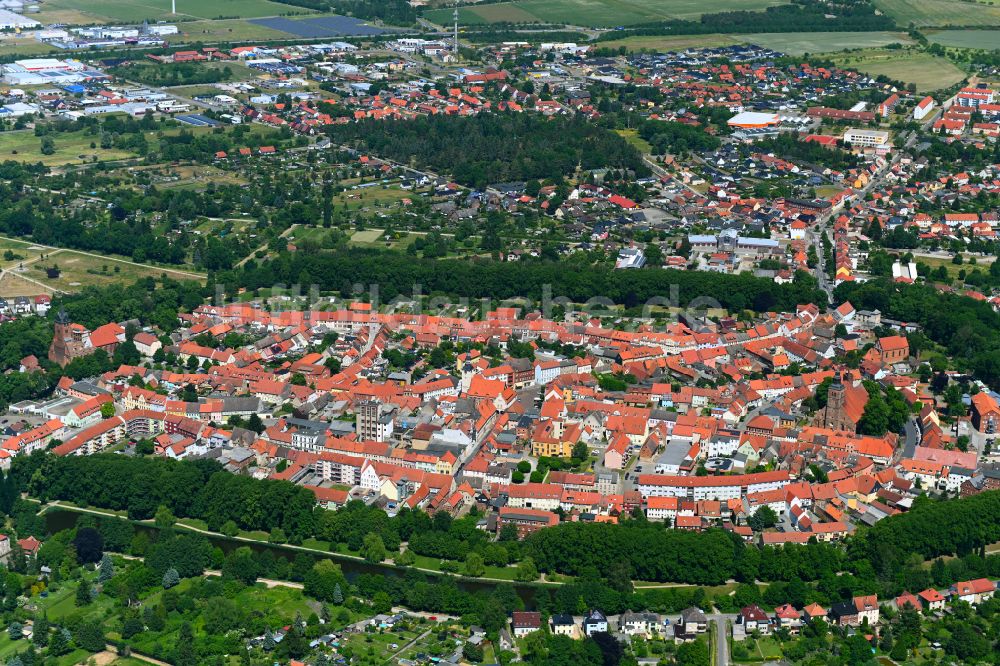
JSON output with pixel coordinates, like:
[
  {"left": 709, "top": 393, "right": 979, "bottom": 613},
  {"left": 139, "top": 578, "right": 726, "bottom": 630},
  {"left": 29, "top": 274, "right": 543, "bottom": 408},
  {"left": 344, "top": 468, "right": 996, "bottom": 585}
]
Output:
[
  {"left": 732, "top": 635, "right": 785, "bottom": 661},
  {"left": 192, "top": 217, "right": 256, "bottom": 235},
  {"left": 233, "top": 583, "right": 315, "bottom": 620},
  {"left": 340, "top": 186, "right": 419, "bottom": 213},
  {"left": 38, "top": 0, "right": 304, "bottom": 24},
  {"left": 0, "top": 237, "right": 46, "bottom": 269},
  {"left": 830, "top": 49, "right": 966, "bottom": 92},
  {"left": 915, "top": 253, "right": 993, "bottom": 279},
  {"left": 392, "top": 624, "right": 462, "bottom": 663},
  {"left": 344, "top": 626, "right": 431, "bottom": 665},
  {"left": 0, "top": 38, "right": 61, "bottom": 58},
  {"left": 0, "top": 129, "right": 138, "bottom": 167},
  {"left": 289, "top": 226, "right": 341, "bottom": 246},
  {"left": 300, "top": 537, "right": 332, "bottom": 552},
  {"left": 0, "top": 634, "right": 25, "bottom": 662},
  {"left": 874, "top": 0, "right": 1000, "bottom": 27},
  {"left": 616, "top": 129, "right": 652, "bottom": 153},
  {"left": 121, "top": 60, "right": 255, "bottom": 87},
  {"left": 28, "top": 247, "right": 205, "bottom": 293},
  {"left": 927, "top": 29, "right": 1000, "bottom": 49},
  {"left": 175, "top": 517, "right": 210, "bottom": 531},
  {"left": 428, "top": 0, "right": 788, "bottom": 26},
  {"left": 152, "top": 164, "right": 247, "bottom": 191},
  {"left": 408, "top": 554, "right": 526, "bottom": 581},
  {"left": 348, "top": 228, "right": 417, "bottom": 250}
]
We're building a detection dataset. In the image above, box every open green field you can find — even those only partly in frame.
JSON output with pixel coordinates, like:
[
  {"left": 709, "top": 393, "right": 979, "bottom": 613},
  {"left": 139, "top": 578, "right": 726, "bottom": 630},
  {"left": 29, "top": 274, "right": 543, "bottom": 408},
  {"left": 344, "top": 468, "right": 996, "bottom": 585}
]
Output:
[
  {"left": 36, "top": 0, "right": 304, "bottom": 24},
  {"left": 339, "top": 185, "right": 420, "bottom": 213},
  {"left": 0, "top": 38, "right": 61, "bottom": 58},
  {"left": 616, "top": 129, "right": 653, "bottom": 153},
  {"left": 0, "top": 633, "right": 88, "bottom": 666},
  {"left": 744, "top": 31, "right": 914, "bottom": 53},
  {"left": 25, "top": 247, "right": 205, "bottom": 294},
  {"left": 428, "top": 0, "right": 788, "bottom": 26},
  {"left": 0, "top": 237, "right": 46, "bottom": 269},
  {"left": 0, "top": 125, "right": 229, "bottom": 169},
  {"left": 874, "top": 0, "right": 1000, "bottom": 27},
  {"left": 530, "top": 30, "right": 913, "bottom": 54},
  {"left": 0, "top": 129, "right": 138, "bottom": 167},
  {"left": 349, "top": 228, "right": 418, "bottom": 250},
  {"left": 165, "top": 16, "right": 291, "bottom": 41},
  {"left": 733, "top": 636, "right": 785, "bottom": 662},
  {"left": 928, "top": 28, "right": 1000, "bottom": 48},
  {"left": 831, "top": 49, "right": 966, "bottom": 91},
  {"left": 597, "top": 33, "right": 740, "bottom": 51},
  {"left": 915, "top": 253, "right": 995, "bottom": 280}
]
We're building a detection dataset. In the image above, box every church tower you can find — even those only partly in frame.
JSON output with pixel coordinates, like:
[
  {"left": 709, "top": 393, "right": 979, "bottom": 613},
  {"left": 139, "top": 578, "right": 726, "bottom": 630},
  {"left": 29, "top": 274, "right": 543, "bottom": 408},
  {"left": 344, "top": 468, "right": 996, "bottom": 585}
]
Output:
[
  {"left": 822, "top": 373, "right": 847, "bottom": 431},
  {"left": 48, "top": 308, "right": 72, "bottom": 367}
]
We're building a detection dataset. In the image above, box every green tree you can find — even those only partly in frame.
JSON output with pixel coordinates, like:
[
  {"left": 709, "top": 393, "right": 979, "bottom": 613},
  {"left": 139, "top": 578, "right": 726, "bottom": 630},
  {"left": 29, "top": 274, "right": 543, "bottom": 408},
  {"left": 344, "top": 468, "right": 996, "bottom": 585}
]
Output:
[
  {"left": 303, "top": 560, "right": 347, "bottom": 603},
  {"left": 360, "top": 533, "right": 386, "bottom": 563},
  {"left": 75, "top": 582, "right": 92, "bottom": 607},
  {"left": 463, "top": 552, "right": 486, "bottom": 577},
  {"left": 48, "top": 627, "right": 69, "bottom": 656},
  {"left": 175, "top": 622, "right": 197, "bottom": 666},
  {"left": 74, "top": 620, "right": 106, "bottom": 652},
  {"left": 747, "top": 506, "right": 778, "bottom": 532},
  {"left": 516, "top": 557, "right": 539, "bottom": 582},
  {"left": 32, "top": 613, "right": 48, "bottom": 648},
  {"left": 676, "top": 638, "right": 709, "bottom": 666},
  {"left": 396, "top": 549, "right": 415, "bottom": 567},
  {"left": 162, "top": 567, "right": 180, "bottom": 589},
  {"left": 222, "top": 547, "right": 257, "bottom": 585},
  {"left": 98, "top": 553, "right": 114, "bottom": 583},
  {"left": 154, "top": 504, "right": 176, "bottom": 529}
]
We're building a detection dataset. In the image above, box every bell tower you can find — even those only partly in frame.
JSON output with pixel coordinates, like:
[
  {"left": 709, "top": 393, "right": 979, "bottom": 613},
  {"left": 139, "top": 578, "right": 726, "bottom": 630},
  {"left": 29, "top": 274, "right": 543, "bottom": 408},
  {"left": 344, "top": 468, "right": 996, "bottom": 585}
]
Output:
[{"left": 48, "top": 308, "right": 72, "bottom": 366}]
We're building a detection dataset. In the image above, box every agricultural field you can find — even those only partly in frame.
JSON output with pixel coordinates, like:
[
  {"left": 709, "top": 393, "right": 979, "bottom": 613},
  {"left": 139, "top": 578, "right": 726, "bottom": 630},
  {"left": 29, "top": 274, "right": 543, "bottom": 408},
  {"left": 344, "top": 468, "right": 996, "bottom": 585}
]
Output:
[
  {"left": 743, "top": 31, "right": 914, "bottom": 54},
  {"left": 597, "top": 33, "right": 740, "bottom": 51},
  {"left": 427, "top": 0, "right": 788, "bottom": 27},
  {"left": 927, "top": 28, "right": 1000, "bottom": 48},
  {"left": 34, "top": 0, "right": 304, "bottom": 24},
  {"left": 164, "top": 17, "right": 292, "bottom": 42},
  {"left": 874, "top": 0, "right": 1000, "bottom": 27},
  {"left": 830, "top": 49, "right": 966, "bottom": 91}
]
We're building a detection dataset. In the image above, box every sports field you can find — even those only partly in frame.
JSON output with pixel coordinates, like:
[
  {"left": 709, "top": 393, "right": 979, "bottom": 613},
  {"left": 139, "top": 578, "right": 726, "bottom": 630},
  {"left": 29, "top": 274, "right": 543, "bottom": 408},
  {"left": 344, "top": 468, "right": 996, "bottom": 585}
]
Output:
[
  {"left": 874, "top": 0, "right": 1000, "bottom": 27},
  {"left": 831, "top": 49, "right": 966, "bottom": 91},
  {"left": 35, "top": 0, "right": 304, "bottom": 24},
  {"left": 427, "top": 0, "right": 788, "bottom": 26},
  {"left": 927, "top": 29, "right": 1000, "bottom": 48}
]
